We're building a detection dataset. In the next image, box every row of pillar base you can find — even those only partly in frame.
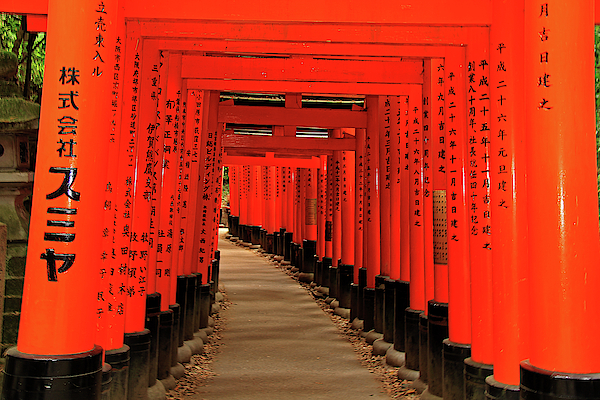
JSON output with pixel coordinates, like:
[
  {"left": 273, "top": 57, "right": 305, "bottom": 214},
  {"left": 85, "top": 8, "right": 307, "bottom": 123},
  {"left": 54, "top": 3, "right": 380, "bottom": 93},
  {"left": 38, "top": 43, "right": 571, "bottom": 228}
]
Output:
[
  {"left": 227, "top": 221, "right": 600, "bottom": 400},
  {"left": 2, "top": 257, "right": 222, "bottom": 400}
]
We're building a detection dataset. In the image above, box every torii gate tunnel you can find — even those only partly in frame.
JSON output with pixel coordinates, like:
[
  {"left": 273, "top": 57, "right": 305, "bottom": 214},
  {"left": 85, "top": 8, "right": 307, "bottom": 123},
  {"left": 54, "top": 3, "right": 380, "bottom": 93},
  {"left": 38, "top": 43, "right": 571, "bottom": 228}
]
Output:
[{"left": 2, "top": 0, "right": 600, "bottom": 399}]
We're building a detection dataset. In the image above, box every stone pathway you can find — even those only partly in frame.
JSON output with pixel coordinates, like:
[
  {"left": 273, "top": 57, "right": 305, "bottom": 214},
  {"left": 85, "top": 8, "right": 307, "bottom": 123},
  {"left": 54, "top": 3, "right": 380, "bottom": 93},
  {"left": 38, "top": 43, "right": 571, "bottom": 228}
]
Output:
[{"left": 193, "top": 233, "right": 388, "bottom": 399}]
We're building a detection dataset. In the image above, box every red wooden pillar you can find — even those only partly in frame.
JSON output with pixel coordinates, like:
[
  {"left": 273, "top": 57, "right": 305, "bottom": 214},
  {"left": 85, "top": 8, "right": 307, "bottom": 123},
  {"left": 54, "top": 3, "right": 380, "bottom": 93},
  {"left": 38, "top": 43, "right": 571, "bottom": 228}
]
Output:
[
  {"left": 399, "top": 96, "right": 411, "bottom": 284},
  {"left": 172, "top": 80, "right": 186, "bottom": 277},
  {"left": 325, "top": 153, "right": 334, "bottom": 259},
  {"left": 443, "top": 48, "right": 472, "bottom": 400},
  {"left": 332, "top": 129, "right": 343, "bottom": 267},
  {"left": 9, "top": 0, "right": 115, "bottom": 396},
  {"left": 239, "top": 166, "right": 249, "bottom": 232},
  {"left": 521, "top": 1, "right": 600, "bottom": 397},
  {"left": 408, "top": 86, "right": 425, "bottom": 314},
  {"left": 341, "top": 145, "right": 355, "bottom": 266},
  {"left": 294, "top": 168, "right": 302, "bottom": 244},
  {"left": 305, "top": 168, "right": 318, "bottom": 241},
  {"left": 424, "top": 58, "right": 451, "bottom": 399},
  {"left": 195, "top": 91, "right": 219, "bottom": 279},
  {"left": 379, "top": 99, "right": 392, "bottom": 278},
  {"left": 287, "top": 167, "right": 295, "bottom": 241},
  {"left": 184, "top": 90, "right": 205, "bottom": 273},
  {"left": 362, "top": 96, "right": 380, "bottom": 332},
  {"left": 153, "top": 52, "right": 172, "bottom": 311},
  {"left": 389, "top": 96, "right": 401, "bottom": 282},
  {"left": 318, "top": 156, "right": 327, "bottom": 260},
  {"left": 487, "top": 0, "right": 529, "bottom": 395},
  {"left": 422, "top": 64, "right": 434, "bottom": 310},
  {"left": 210, "top": 124, "right": 224, "bottom": 255},
  {"left": 97, "top": 12, "right": 125, "bottom": 353},
  {"left": 354, "top": 129, "right": 365, "bottom": 282},
  {"left": 463, "top": 36, "right": 495, "bottom": 389},
  {"left": 364, "top": 96, "right": 381, "bottom": 289},
  {"left": 430, "top": 59, "right": 449, "bottom": 305}
]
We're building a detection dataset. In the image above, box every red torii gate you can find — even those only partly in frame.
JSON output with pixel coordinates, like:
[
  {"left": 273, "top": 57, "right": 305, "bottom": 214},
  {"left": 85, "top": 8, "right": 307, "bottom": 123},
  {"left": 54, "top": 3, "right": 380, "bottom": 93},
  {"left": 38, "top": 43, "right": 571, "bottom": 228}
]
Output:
[{"left": 1, "top": 1, "right": 599, "bottom": 400}]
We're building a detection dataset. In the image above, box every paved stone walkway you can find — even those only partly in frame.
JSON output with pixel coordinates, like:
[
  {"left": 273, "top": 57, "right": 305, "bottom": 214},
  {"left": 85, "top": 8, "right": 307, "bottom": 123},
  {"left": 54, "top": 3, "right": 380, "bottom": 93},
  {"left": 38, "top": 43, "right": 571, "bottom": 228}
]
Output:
[{"left": 194, "top": 231, "right": 388, "bottom": 399}]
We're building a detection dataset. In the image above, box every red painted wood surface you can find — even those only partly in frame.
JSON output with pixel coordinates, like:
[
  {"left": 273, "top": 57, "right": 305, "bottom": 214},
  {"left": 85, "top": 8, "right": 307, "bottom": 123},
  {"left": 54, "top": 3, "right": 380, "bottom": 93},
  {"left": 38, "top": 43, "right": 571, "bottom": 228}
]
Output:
[
  {"left": 364, "top": 96, "right": 381, "bottom": 288},
  {"left": 408, "top": 86, "right": 425, "bottom": 312},
  {"left": 525, "top": 0, "right": 600, "bottom": 374},
  {"left": 489, "top": 0, "right": 529, "bottom": 385}
]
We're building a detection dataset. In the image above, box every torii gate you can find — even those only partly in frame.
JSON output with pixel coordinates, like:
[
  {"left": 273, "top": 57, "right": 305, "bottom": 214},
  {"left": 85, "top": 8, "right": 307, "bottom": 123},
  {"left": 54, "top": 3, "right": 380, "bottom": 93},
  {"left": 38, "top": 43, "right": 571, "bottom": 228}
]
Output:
[{"left": 1, "top": 1, "right": 600, "bottom": 400}]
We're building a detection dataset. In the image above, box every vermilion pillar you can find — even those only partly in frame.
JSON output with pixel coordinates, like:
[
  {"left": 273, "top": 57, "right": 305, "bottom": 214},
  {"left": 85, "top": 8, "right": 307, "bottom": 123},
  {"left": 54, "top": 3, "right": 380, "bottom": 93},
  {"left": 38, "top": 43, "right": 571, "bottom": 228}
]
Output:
[
  {"left": 408, "top": 85, "right": 425, "bottom": 314},
  {"left": 305, "top": 168, "right": 318, "bottom": 241},
  {"left": 389, "top": 96, "right": 401, "bottom": 282},
  {"left": 184, "top": 90, "right": 205, "bottom": 273},
  {"left": 379, "top": 99, "right": 392, "bottom": 278},
  {"left": 153, "top": 52, "right": 172, "bottom": 311},
  {"left": 364, "top": 96, "right": 381, "bottom": 289},
  {"left": 318, "top": 156, "right": 327, "bottom": 260},
  {"left": 522, "top": 1, "right": 600, "bottom": 398},
  {"left": 443, "top": 48, "right": 472, "bottom": 400},
  {"left": 332, "top": 130, "right": 342, "bottom": 267},
  {"left": 463, "top": 35, "right": 495, "bottom": 396},
  {"left": 353, "top": 129, "right": 365, "bottom": 282},
  {"left": 8, "top": 0, "right": 114, "bottom": 396},
  {"left": 430, "top": 59, "right": 449, "bottom": 305},
  {"left": 422, "top": 64, "right": 434, "bottom": 311},
  {"left": 486, "top": 0, "right": 529, "bottom": 396},
  {"left": 340, "top": 147, "right": 355, "bottom": 266},
  {"left": 399, "top": 96, "right": 411, "bottom": 283},
  {"left": 424, "top": 58, "right": 450, "bottom": 400},
  {"left": 325, "top": 153, "right": 334, "bottom": 259}
]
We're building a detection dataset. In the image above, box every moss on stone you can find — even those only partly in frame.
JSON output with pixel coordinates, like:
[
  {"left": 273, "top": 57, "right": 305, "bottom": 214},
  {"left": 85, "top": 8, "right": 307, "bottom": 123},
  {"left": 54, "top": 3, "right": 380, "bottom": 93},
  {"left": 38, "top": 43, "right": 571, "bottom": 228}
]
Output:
[
  {"left": 0, "top": 97, "right": 40, "bottom": 124},
  {"left": 4, "top": 278, "right": 23, "bottom": 297},
  {"left": 0, "top": 52, "right": 17, "bottom": 79},
  {"left": 6, "top": 257, "right": 25, "bottom": 277}
]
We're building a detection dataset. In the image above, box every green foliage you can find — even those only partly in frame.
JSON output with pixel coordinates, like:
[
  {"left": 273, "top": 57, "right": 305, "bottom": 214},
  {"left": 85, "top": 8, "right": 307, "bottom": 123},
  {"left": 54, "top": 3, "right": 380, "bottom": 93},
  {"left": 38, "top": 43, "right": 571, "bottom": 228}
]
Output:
[{"left": 0, "top": 13, "right": 46, "bottom": 103}]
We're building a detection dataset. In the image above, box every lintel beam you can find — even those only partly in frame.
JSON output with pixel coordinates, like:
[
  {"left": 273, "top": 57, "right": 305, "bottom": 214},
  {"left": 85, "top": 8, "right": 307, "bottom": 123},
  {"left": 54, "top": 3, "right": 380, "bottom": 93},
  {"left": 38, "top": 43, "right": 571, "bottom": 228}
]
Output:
[
  {"left": 224, "top": 153, "right": 321, "bottom": 168},
  {"left": 222, "top": 132, "right": 355, "bottom": 152},
  {"left": 218, "top": 104, "right": 367, "bottom": 129},
  {"left": 181, "top": 55, "right": 423, "bottom": 85}
]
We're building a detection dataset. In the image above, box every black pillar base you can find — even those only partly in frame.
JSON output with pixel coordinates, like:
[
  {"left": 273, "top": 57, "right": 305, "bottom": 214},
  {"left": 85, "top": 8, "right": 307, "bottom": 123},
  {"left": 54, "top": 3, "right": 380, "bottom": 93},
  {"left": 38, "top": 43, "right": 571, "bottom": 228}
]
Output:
[
  {"left": 393, "top": 280, "right": 410, "bottom": 352},
  {"left": 350, "top": 283, "right": 360, "bottom": 322},
  {"left": 176, "top": 276, "right": 187, "bottom": 345},
  {"left": 251, "top": 225, "right": 261, "bottom": 245},
  {"left": 427, "top": 301, "right": 448, "bottom": 398},
  {"left": 315, "top": 259, "right": 323, "bottom": 286},
  {"left": 157, "top": 309, "right": 174, "bottom": 380},
  {"left": 3, "top": 345, "right": 103, "bottom": 400},
  {"left": 383, "top": 278, "right": 395, "bottom": 343},
  {"left": 520, "top": 359, "right": 600, "bottom": 400},
  {"left": 338, "top": 264, "right": 353, "bottom": 309},
  {"left": 105, "top": 344, "right": 130, "bottom": 400},
  {"left": 405, "top": 307, "right": 422, "bottom": 371},
  {"left": 357, "top": 268, "right": 367, "bottom": 320},
  {"left": 283, "top": 232, "right": 293, "bottom": 261},
  {"left": 184, "top": 275, "right": 197, "bottom": 341},
  {"left": 199, "top": 283, "right": 211, "bottom": 329},
  {"left": 443, "top": 339, "right": 471, "bottom": 400},
  {"left": 363, "top": 287, "right": 376, "bottom": 332},
  {"left": 266, "top": 233, "right": 274, "bottom": 254},
  {"left": 124, "top": 329, "right": 151, "bottom": 400},
  {"left": 419, "top": 312, "right": 429, "bottom": 383},
  {"left": 193, "top": 273, "right": 203, "bottom": 332},
  {"left": 239, "top": 224, "right": 248, "bottom": 242},
  {"left": 321, "top": 257, "right": 332, "bottom": 288},
  {"left": 169, "top": 304, "right": 180, "bottom": 368},
  {"left": 145, "top": 292, "right": 161, "bottom": 388},
  {"left": 101, "top": 363, "right": 111, "bottom": 400},
  {"left": 465, "top": 358, "right": 494, "bottom": 400},
  {"left": 329, "top": 264, "right": 339, "bottom": 299},
  {"left": 374, "top": 275, "right": 386, "bottom": 334},
  {"left": 302, "top": 239, "right": 317, "bottom": 273},
  {"left": 273, "top": 232, "right": 280, "bottom": 255},
  {"left": 485, "top": 375, "right": 519, "bottom": 400},
  {"left": 231, "top": 216, "right": 239, "bottom": 237}
]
